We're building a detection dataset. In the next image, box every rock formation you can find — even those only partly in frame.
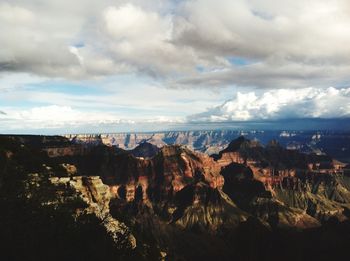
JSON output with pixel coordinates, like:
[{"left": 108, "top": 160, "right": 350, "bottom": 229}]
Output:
[
  {"left": 49, "top": 175, "right": 137, "bottom": 249},
  {"left": 2, "top": 134, "right": 350, "bottom": 260}
]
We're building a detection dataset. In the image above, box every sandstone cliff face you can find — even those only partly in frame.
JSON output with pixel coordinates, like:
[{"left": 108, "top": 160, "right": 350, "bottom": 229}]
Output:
[
  {"left": 64, "top": 130, "right": 239, "bottom": 152},
  {"left": 50, "top": 176, "right": 136, "bottom": 249},
  {"left": 105, "top": 145, "right": 224, "bottom": 205},
  {"left": 130, "top": 141, "right": 160, "bottom": 159},
  {"left": 64, "top": 130, "right": 350, "bottom": 163},
  {"left": 220, "top": 161, "right": 321, "bottom": 228},
  {"left": 273, "top": 175, "right": 350, "bottom": 222},
  {"left": 249, "top": 197, "right": 320, "bottom": 229},
  {"left": 98, "top": 144, "right": 246, "bottom": 236},
  {"left": 217, "top": 137, "right": 350, "bottom": 228},
  {"left": 170, "top": 182, "right": 248, "bottom": 232}
]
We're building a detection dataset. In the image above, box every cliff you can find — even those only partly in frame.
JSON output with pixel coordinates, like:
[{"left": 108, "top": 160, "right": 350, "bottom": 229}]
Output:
[
  {"left": 50, "top": 176, "right": 137, "bottom": 249},
  {"left": 63, "top": 130, "right": 350, "bottom": 164},
  {"left": 218, "top": 137, "right": 350, "bottom": 227},
  {"left": 2, "top": 134, "right": 350, "bottom": 260}
]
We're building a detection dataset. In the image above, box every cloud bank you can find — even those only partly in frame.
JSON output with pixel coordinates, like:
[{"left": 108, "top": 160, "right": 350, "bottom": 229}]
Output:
[
  {"left": 0, "top": 104, "right": 186, "bottom": 133},
  {"left": 188, "top": 87, "right": 350, "bottom": 122},
  {"left": 0, "top": 0, "right": 350, "bottom": 89}
]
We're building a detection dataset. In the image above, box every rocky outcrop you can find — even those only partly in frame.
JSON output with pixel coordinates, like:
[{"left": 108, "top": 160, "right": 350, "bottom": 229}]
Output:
[
  {"left": 218, "top": 137, "right": 350, "bottom": 227},
  {"left": 103, "top": 145, "right": 242, "bottom": 237},
  {"left": 50, "top": 176, "right": 136, "bottom": 249},
  {"left": 272, "top": 174, "right": 350, "bottom": 221},
  {"left": 64, "top": 131, "right": 243, "bottom": 152},
  {"left": 105, "top": 145, "right": 224, "bottom": 205},
  {"left": 64, "top": 130, "right": 350, "bottom": 163},
  {"left": 250, "top": 197, "right": 320, "bottom": 229},
  {"left": 130, "top": 141, "right": 160, "bottom": 159},
  {"left": 171, "top": 182, "right": 248, "bottom": 231}
]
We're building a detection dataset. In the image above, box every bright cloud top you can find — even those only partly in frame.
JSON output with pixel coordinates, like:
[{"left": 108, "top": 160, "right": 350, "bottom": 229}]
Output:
[{"left": 188, "top": 87, "right": 350, "bottom": 122}]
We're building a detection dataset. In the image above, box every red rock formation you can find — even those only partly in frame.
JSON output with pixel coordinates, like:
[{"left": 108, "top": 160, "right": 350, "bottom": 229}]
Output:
[
  {"left": 103, "top": 145, "right": 225, "bottom": 203},
  {"left": 217, "top": 151, "right": 245, "bottom": 167}
]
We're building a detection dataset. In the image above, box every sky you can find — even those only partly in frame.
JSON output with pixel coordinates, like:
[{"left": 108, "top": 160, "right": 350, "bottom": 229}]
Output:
[{"left": 0, "top": 0, "right": 350, "bottom": 134}]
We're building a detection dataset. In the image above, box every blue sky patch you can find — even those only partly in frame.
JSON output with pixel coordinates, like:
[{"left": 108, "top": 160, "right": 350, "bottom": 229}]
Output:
[{"left": 227, "top": 57, "right": 255, "bottom": 66}]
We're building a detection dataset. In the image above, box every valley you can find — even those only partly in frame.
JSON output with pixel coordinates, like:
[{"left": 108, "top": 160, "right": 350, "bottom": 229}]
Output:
[{"left": 1, "top": 133, "right": 350, "bottom": 260}]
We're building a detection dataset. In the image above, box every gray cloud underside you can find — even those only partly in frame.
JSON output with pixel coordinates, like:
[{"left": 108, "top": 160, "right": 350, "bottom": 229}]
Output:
[{"left": 1, "top": 0, "right": 350, "bottom": 89}]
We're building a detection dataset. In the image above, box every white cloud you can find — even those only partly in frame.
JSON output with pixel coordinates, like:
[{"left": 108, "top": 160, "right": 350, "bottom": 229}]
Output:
[
  {"left": 1, "top": 86, "right": 349, "bottom": 133},
  {"left": 104, "top": 4, "right": 169, "bottom": 40},
  {"left": 188, "top": 87, "right": 350, "bottom": 122},
  {"left": 0, "top": 72, "right": 47, "bottom": 91},
  {"left": 1, "top": 0, "right": 349, "bottom": 89},
  {"left": 175, "top": 0, "right": 350, "bottom": 62},
  {"left": 100, "top": 3, "right": 200, "bottom": 76},
  {"left": 0, "top": 103, "right": 186, "bottom": 132},
  {"left": 170, "top": 0, "right": 350, "bottom": 88},
  {"left": 0, "top": 105, "right": 125, "bottom": 129},
  {"left": 0, "top": 76, "right": 228, "bottom": 118}
]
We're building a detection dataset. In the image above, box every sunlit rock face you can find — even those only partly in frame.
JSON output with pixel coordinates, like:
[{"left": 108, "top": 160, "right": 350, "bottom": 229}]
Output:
[
  {"left": 216, "top": 136, "right": 350, "bottom": 228},
  {"left": 173, "top": 182, "right": 248, "bottom": 232},
  {"left": 49, "top": 175, "right": 137, "bottom": 249},
  {"left": 101, "top": 145, "right": 224, "bottom": 205},
  {"left": 64, "top": 130, "right": 350, "bottom": 164},
  {"left": 64, "top": 130, "right": 236, "bottom": 151}
]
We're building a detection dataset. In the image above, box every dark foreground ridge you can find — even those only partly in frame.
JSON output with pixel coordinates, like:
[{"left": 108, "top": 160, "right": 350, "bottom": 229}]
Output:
[{"left": 1, "top": 134, "right": 350, "bottom": 261}]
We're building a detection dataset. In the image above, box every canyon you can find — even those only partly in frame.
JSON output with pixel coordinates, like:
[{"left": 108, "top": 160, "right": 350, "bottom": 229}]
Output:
[
  {"left": 1, "top": 133, "right": 350, "bottom": 260},
  {"left": 64, "top": 130, "right": 350, "bottom": 162}
]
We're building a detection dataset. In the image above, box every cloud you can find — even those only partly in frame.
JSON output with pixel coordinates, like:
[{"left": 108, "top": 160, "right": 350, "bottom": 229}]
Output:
[
  {"left": 0, "top": 72, "right": 46, "bottom": 91},
  {"left": 0, "top": 1, "right": 197, "bottom": 79},
  {"left": 0, "top": 105, "right": 122, "bottom": 128},
  {"left": 172, "top": 62, "right": 350, "bottom": 89},
  {"left": 188, "top": 87, "right": 350, "bottom": 122},
  {"left": 0, "top": 2, "right": 81, "bottom": 77},
  {"left": 1, "top": 0, "right": 349, "bottom": 89},
  {"left": 0, "top": 104, "right": 186, "bottom": 133},
  {"left": 0, "top": 74, "right": 228, "bottom": 118},
  {"left": 174, "top": 0, "right": 350, "bottom": 61},
  {"left": 170, "top": 0, "right": 350, "bottom": 88},
  {"left": 100, "top": 3, "right": 201, "bottom": 77}
]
